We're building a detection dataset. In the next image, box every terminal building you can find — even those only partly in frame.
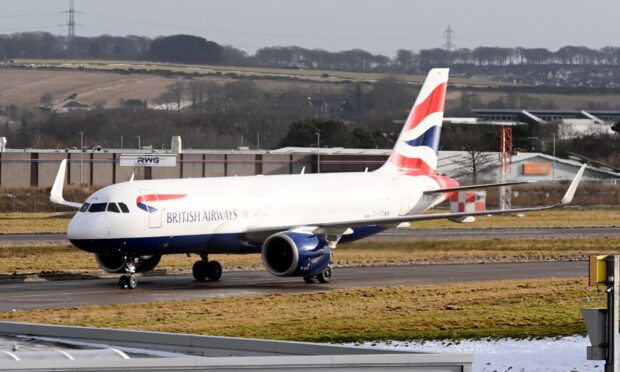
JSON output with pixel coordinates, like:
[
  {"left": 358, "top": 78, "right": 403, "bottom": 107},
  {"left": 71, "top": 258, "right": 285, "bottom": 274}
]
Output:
[{"left": 470, "top": 109, "right": 618, "bottom": 138}]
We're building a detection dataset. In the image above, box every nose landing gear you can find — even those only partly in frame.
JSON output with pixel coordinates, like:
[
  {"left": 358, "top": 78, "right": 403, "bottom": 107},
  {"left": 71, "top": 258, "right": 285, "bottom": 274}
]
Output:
[
  {"left": 192, "top": 255, "right": 222, "bottom": 282},
  {"left": 118, "top": 256, "right": 138, "bottom": 289}
]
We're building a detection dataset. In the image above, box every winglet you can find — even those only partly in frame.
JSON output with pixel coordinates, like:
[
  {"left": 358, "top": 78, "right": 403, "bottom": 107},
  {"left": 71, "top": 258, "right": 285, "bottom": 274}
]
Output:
[
  {"left": 561, "top": 163, "right": 586, "bottom": 205},
  {"left": 50, "top": 159, "right": 82, "bottom": 209}
]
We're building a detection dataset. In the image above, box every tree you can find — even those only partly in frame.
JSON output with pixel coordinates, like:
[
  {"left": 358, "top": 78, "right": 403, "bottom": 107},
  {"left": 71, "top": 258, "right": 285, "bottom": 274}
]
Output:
[
  {"left": 612, "top": 121, "right": 620, "bottom": 134},
  {"left": 395, "top": 49, "right": 414, "bottom": 71},
  {"left": 453, "top": 149, "right": 495, "bottom": 183},
  {"left": 148, "top": 34, "right": 222, "bottom": 64},
  {"left": 156, "top": 82, "right": 185, "bottom": 111}
]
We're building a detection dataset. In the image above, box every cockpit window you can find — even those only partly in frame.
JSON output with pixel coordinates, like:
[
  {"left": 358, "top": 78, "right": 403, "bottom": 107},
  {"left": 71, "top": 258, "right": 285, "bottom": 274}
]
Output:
[
  {"left": 79, "top": 203, "right": 90, "bottom": 213},
  {"left": 118, "top": 202, "right": 130, "bottom": 213},
  {"left": 88, "top": 203, "right": 107, "bottom": 213},
  {"left": 107, "top": 203, "right": 120, "bottom": 213}
]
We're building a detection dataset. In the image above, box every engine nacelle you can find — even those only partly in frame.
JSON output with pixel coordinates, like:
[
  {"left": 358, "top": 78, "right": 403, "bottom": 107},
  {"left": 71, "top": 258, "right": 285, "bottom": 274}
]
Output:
[
  {"left": 95, "top": 254, "right": 161, "bottom": 274},
  {"left": 261, "top": 232, "right": 331, "bottom": 277}
]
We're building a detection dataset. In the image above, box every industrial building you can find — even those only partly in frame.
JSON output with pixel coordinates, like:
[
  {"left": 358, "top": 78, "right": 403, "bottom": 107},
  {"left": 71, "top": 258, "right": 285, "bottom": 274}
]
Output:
[
  {"left": 0, "top": 146, "right": 616, "bottom": 189},
  {"left": 470, "top": 109, "right": 618, "bottom": 138}
]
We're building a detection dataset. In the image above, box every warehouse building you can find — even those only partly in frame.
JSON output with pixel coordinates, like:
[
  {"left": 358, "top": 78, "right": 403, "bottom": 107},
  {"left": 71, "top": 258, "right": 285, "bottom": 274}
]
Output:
[{"left": 0, "top": 146, "right": 617, "bottom": 189}]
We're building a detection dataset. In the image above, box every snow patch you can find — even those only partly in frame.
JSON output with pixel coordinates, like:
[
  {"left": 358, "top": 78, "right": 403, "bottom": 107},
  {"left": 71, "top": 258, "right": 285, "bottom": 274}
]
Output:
[{"left": 346, "top": 336, "right": 603, "bottom": 372}]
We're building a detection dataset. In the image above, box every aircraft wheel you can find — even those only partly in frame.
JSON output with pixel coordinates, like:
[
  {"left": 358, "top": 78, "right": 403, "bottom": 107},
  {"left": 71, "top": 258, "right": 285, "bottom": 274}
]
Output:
[
  {"left": 317, "top": 265, "right": 332, "bottom": 283},
  {"left": 119, "top": 275, "right": 129, "bottom": 289},
  {"left": 192, "top": 261, "right": 207, "bottom": 281},
  {"left": 127, "top": 275, "right": 137, "bottom": 289},
  {"left": 206, "top": 261, "right": 222, "bottom": 281}
]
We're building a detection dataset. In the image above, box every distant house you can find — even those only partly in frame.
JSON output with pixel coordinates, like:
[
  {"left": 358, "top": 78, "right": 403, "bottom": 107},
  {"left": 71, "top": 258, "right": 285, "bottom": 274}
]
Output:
[
  {"left": 58, "top": 101, "right": 90, "bottom": 113},
  {"left": 121, "top": 99, "right": 148, "bottom": 111}
]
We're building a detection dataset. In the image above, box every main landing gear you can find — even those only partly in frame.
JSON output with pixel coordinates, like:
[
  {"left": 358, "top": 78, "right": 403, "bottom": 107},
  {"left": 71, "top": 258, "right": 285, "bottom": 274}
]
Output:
[
  {"left": 303, "top": 265, "right": 333, "bottom": 284},
  {"left": 192, "top": 255, "right": 222, "bottom": 282},
  {"left": 119, "top": 256, "right": 138, "bottom": 290}
]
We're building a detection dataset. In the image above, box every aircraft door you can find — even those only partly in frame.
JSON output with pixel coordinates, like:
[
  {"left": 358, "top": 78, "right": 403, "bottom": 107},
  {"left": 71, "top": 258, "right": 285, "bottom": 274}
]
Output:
[{"left": 140, "top": 189, "right": 162, "bottom": 228}]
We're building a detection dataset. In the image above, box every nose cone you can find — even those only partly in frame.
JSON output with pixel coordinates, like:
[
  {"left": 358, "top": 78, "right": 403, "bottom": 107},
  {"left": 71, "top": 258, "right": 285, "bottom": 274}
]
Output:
[{"left": 67, "top": 213, "right": 94, "bottom": 240}]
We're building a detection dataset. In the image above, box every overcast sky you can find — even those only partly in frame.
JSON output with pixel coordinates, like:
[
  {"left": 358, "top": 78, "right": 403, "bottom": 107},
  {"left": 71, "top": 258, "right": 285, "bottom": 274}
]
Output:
[{"left": 2, "top": 0, "right": 619, "bottom": 56}]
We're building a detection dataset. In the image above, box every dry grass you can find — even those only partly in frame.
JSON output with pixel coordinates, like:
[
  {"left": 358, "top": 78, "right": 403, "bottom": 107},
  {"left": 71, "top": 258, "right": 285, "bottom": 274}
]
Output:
[
  {"left": 414, "top": 208, "right": 620, "bottom": 229},
  {"left": 0, "top": 277, "right": 602, "bottom": 342},
  {"left": 0, "top": 213, "right": 70, "bottom": 234},
  {"left": 13, "top": 59, "right": 510, "bottom": 87},
  {"left": 0, "top": 237, "right": 617, "bottom": 275}
]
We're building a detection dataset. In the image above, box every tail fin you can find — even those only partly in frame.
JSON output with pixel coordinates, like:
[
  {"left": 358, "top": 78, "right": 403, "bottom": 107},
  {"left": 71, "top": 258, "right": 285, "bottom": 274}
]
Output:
[{"left": 379, "top": 68, "right": 449, "bottom": 176}]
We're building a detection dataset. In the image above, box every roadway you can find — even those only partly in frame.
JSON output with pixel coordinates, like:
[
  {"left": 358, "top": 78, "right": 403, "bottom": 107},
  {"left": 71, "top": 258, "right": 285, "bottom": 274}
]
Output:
[
  {"left": 1, "top": 227, "right": 618, "bottom": 242},
  {"left": 0, "top": 261, "right": 585, "bottom": 311}
]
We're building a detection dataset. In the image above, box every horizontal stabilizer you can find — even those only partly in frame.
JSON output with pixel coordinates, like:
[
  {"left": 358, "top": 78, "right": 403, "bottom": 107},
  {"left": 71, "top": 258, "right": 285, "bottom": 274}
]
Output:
[{"left": 423, "top": 181, "right": 534, "bottom": 194}]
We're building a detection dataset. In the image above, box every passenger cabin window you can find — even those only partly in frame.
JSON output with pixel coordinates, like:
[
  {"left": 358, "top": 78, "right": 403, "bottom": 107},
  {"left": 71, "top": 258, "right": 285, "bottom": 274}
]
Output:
[
  {"left": 88, "top": 203, "right": 107, "bottom": 213},
  {"left": 107, "top": 203, "right": 120, "bottom": 213},
  {"left": 118, "top": 203, "right": 130, "bottom": 213},
  {"left": 79, "top": 203, "right": 90, "bottom": 213}
]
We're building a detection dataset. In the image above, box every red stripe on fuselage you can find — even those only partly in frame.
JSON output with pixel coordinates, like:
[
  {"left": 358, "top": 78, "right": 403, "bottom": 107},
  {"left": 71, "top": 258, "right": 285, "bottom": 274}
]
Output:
[
  {"left": 136, "top": 194, "right": 186, "bottom": 204},
  {"left": 404, "top": 82, "right": 447, "bottom": 131}
]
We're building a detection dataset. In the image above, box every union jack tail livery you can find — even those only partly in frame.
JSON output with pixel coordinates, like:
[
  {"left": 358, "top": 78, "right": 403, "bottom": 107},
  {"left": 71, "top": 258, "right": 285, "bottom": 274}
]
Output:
[{"left": 380, "top": 68, "right": 448, "bottom": 176}]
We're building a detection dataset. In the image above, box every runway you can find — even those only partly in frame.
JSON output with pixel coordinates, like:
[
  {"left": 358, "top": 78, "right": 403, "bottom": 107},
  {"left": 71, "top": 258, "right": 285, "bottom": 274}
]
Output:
[
  {"left": 0, "top": 227, "right": 618, "bottom": 243},
  {"left": 0, "top": 261, "right": 585, "bottom": 311}
]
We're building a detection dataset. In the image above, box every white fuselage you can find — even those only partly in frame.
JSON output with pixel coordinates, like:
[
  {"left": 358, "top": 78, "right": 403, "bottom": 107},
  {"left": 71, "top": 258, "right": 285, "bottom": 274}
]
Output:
[{"left": 67, "top": 171, "right": 446, "bottom": 255}]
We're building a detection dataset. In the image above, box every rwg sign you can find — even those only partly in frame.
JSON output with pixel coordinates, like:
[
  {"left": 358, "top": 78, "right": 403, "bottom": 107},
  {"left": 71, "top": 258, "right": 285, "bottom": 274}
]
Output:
[{"left": 120, "top": 154, "right": 177, "bottom": 167}]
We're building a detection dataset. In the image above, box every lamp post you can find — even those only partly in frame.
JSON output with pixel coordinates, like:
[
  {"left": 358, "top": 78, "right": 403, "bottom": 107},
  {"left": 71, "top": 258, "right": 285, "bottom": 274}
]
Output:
[
  {"left": 78, "top": 131, "right": 83, "bottom": 186},
  {"left": 315, "top": 132, "right": 320, "bottom": 174},
  {"left": 136, "top": 136, "right": 141, "bottom": 150}
]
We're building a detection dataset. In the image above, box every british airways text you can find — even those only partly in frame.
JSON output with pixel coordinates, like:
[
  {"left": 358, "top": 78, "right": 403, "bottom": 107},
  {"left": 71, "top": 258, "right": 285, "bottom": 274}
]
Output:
[{"left": 166, "top": 209, "right": 238, "bottom": 224}]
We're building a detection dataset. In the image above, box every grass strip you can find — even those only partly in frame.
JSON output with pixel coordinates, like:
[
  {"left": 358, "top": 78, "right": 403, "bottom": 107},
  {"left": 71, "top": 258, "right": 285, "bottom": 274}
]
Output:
[
  {"left": 0, "top": 237, "right": 618, "bottom": 275},
  {"left": 0, "top": 277, "right": 604, "bottom": 342}
]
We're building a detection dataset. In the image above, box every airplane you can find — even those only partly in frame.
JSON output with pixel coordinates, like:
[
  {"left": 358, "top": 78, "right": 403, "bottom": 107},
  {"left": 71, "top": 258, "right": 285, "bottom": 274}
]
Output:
[{"left": 49, "top": 68, "right": 586, "bottom": 289}]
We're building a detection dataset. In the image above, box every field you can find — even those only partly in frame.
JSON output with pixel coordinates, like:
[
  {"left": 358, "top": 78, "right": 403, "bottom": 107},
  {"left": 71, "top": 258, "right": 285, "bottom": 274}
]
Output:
[
  {"left": 3, "top": 59, "right": 620, "bottom": 110},
  {"left": 12, "top": 59, "right": 508, "bottom": 86},
  {"left": 0, "top": 277, "right": 602, "bottom": 342}
]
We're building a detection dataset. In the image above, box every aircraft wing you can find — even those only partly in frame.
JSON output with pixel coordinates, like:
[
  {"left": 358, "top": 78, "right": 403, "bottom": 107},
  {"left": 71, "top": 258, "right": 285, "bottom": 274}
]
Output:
[
  {"left": 422, "top": 180, "right": 534, "bottom": 194},
  {"left": 49, "top": 159, "right": 83, "bottom": 209},
  {"left": 244, "top": 164, "right": 586, "bottom": 241},
  {"left": 316, "top": 164, "right": 585, "bottom": 230}
]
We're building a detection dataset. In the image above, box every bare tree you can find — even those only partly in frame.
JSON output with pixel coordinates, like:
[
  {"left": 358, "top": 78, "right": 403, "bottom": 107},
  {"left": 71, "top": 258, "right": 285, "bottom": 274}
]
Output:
[{"left": 453, "top": 149, "right": 495, "bottom": 183}]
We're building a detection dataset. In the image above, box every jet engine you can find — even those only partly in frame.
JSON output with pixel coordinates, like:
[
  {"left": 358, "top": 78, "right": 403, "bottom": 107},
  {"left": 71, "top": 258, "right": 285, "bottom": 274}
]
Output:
[
  {"left": 261, "top": 232, "right": 331, "bottom": 277},
  {"left": 95, "top": 254, "right": 161, "bottom": 273}
]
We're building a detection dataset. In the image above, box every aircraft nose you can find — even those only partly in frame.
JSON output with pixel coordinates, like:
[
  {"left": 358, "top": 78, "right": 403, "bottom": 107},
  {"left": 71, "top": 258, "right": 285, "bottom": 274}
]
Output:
[{"left": 67, "top": 214, "right": 86, "bottom": 240}]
